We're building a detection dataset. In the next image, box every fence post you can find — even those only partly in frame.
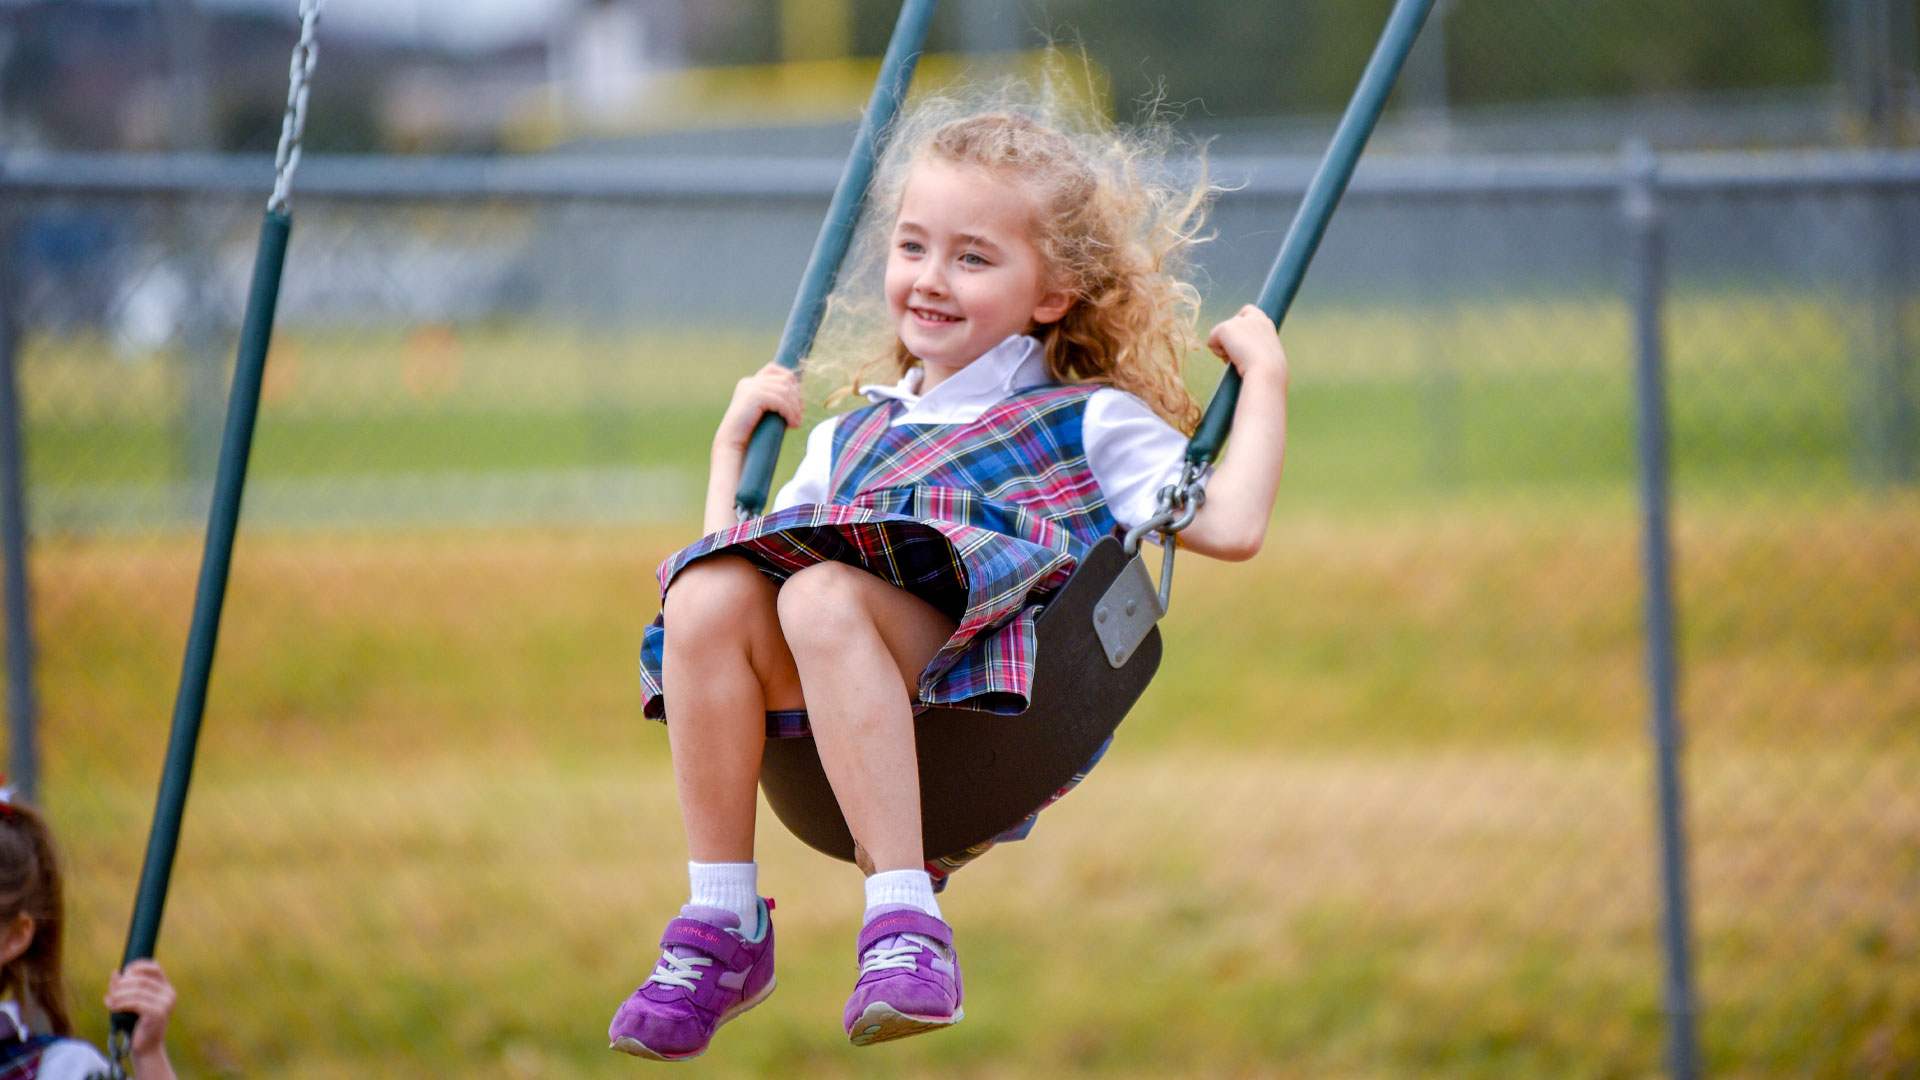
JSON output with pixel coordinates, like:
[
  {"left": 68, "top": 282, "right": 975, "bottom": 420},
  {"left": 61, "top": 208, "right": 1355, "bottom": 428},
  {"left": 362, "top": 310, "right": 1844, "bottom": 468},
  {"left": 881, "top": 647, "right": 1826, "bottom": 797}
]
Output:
[
  {"left": 1624, "top": 139, "right": 1701, "bottom": 1080},
  {"left": 0, "top": 204, "right": 39, "bottom": 803},
  {"left": 1861, "top": 185, "right": 1915, "bottom": 485}
]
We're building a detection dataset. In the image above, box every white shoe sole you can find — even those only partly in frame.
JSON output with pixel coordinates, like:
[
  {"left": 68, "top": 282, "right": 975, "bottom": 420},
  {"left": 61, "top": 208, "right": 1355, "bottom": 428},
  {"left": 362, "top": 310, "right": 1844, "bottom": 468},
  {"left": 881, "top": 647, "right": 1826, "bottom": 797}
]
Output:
[
  {"left": 846, "top": 1000, "right": 964, "bottom": 1046},
  {"left": 610, "top": 975, "right": 778, "bottom": 1061}
]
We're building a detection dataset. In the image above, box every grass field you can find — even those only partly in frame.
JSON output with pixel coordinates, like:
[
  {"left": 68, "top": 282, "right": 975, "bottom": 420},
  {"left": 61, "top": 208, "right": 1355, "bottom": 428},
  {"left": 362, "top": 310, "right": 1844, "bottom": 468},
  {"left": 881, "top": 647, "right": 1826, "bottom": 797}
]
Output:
[
  {"left": 16, "top": 293, "right": 1920, "bottom": 1077},
  {"left": 34, "top": 504, "right": 1920, "bottom": 1079}
]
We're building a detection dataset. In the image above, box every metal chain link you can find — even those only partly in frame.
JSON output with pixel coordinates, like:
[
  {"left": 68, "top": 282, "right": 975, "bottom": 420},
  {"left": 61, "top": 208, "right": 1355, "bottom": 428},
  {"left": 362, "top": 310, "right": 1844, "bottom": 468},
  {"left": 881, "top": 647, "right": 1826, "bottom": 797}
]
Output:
[
  {"left": 1119, "top": 460, "right": 1208, "bottom": 617},
  {"left": 108, "top": 1027, "right": 130, "bottom": 1080},
  {"left": 1121, "top": 460, "right": 1207, "bottom": 556},
  {"left": 267, "top": 0, "right": 324, "bottom": 216}
]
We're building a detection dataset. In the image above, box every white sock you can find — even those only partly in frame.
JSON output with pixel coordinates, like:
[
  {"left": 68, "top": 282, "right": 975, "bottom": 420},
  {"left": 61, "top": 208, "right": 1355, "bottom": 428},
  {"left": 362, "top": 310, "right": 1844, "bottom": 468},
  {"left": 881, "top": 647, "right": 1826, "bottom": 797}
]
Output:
[
  {"left": 688, "top": 861, "right": 759, "bottom": 932},
  {"left": 864, "top": 868, "right": 941, "bottom": 921}
]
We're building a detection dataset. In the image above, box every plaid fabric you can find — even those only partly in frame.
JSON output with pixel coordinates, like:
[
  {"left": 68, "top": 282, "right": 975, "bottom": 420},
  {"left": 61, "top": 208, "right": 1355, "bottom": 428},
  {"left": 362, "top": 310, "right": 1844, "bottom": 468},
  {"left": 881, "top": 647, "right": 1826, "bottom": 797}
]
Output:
[
  {"left": 0, "top": 1034, "right": 59, "bottom": 1080},
  {"left": 636, "top": 382, "right": 1126, "bottom": 879},
  {"left": 764, "top": 709, "right": 811, "bottom": 740},
  {"left": 640, "top": 384, "right": 1117, "bottom": 719}
]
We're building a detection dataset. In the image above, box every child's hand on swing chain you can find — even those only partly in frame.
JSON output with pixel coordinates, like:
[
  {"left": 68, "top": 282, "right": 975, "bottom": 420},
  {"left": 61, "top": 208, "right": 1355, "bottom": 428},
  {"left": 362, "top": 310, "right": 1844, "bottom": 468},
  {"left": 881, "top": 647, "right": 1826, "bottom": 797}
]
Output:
[
  {"left": 1181, "top": 304, "right": 1289, "bottom": 562},
  {"left": 1207, "top": 304, "right": 1288, "bottom": 387},
  {"left": 105, "top": 959, "right": 177, "bottom": 1063},
  {"left": 714, "top": 362, "right": 804, "bottom": 459}
]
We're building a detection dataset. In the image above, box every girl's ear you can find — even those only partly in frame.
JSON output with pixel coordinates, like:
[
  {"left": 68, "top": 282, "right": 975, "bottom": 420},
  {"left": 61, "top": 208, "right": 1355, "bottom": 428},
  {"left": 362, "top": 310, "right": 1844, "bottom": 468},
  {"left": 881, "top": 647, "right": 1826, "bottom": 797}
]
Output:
[
  {"left": 1030, "top": 285, "right": 1075, "bottom": 327},
  {"left": 0, "top": 913, "right": 33, "bottom": 967}
]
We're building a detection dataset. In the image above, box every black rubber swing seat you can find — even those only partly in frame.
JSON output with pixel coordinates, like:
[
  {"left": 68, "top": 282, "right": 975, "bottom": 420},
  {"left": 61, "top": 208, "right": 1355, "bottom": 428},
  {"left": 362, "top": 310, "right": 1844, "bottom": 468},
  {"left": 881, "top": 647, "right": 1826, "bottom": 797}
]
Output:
[{"left": 757, "top": 535, "right": 1160, "bottom": 864}]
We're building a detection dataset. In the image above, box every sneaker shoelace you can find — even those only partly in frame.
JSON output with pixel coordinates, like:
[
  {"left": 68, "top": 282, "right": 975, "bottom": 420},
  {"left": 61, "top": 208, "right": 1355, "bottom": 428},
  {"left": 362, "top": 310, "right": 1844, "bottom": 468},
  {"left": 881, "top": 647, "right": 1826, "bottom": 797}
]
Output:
[
  {"left": 859, "top": 941, "right": 924, "bottom": 975},
  {"left": 646, "top": 951, "right": 713, "bottom": 991}
]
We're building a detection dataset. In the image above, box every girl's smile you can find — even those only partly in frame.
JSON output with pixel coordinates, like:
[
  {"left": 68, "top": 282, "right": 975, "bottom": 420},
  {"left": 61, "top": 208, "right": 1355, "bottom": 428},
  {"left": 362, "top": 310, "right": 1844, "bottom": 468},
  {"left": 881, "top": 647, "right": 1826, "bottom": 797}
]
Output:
[{"left": 885, "top": 160, "right": 1072, "bottom": 390}]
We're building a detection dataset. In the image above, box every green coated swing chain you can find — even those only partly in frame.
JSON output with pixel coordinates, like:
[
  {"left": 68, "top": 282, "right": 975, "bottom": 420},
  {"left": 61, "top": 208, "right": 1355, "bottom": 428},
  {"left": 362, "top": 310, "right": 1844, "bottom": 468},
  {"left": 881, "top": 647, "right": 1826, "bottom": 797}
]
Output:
[
  {"left": 108, "top": 7, "right": 320, "bottom": 1077},
  {"left": 1125, "top": 0, "right": 1436, "bottom": 614}
]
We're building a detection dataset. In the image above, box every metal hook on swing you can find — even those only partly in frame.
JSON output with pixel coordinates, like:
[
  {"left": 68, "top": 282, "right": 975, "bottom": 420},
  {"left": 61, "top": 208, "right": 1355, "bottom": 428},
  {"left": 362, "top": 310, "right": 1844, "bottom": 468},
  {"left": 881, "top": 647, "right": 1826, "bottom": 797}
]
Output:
[{"left": 1102, "top": 464, "right": 1206, "bottom": 668}]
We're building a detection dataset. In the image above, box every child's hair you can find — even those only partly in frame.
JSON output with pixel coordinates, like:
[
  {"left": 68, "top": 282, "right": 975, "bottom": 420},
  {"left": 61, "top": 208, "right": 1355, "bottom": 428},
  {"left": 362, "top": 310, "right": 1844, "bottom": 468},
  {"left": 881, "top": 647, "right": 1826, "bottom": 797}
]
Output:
[
  {"left": 818, "top": 79, "right": 1220, "bottom": 433},
  {"left": 0, "top": 796, "right": 73, "bottom": 1036}
]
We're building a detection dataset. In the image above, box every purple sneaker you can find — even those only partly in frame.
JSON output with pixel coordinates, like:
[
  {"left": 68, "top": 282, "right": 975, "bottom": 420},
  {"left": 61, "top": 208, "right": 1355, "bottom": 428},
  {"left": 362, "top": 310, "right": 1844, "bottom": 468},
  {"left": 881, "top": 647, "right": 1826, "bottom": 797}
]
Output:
[
  {"left": 842, "top": 905, "right": 964, "bottom": 1046},
  {"left": 608, "top": 899, "right": 776, "bottom": 1061}
]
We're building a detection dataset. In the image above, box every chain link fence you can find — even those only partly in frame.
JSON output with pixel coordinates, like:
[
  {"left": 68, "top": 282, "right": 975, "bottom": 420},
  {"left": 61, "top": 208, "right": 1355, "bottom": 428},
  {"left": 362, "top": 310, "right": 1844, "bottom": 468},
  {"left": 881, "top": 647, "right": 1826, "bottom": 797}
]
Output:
[{"left": 1, "top": 148, "right": 1915, "bottom": 1078}]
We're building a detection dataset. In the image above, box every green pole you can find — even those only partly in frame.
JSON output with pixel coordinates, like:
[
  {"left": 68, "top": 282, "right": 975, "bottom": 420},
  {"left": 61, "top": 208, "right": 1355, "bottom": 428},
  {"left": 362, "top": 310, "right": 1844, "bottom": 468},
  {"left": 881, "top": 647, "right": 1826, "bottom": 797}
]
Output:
[
  {"left": 1188, "top": 0, "right": 1436, "bottom": 465},
  {"left": 114, "top": 208, "right": 291, "bottom": 1032},
  {"left": 734, "top": 0, "right": 939, "bottom": 516}
]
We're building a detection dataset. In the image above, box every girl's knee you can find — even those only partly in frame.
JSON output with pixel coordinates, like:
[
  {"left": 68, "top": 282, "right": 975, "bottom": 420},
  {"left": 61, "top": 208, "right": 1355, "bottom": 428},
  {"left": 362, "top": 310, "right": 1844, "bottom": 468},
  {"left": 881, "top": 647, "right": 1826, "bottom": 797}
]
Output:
[
  {"left": 665, "top": 556, "right": 775, "bottom": 637},
  {"left": 776, "top": 562, "right": 871, "bottom": 645}
]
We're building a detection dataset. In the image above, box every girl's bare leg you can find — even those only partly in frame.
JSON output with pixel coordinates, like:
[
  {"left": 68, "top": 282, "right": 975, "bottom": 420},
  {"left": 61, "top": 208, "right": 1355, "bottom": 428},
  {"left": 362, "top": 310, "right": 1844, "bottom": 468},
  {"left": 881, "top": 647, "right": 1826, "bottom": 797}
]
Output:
[
  {"left": 776, "top": 562, "right": 956, "bottom": 874},
  {"left": 661, "top": 555, "right": 803, "bottom": 863}
]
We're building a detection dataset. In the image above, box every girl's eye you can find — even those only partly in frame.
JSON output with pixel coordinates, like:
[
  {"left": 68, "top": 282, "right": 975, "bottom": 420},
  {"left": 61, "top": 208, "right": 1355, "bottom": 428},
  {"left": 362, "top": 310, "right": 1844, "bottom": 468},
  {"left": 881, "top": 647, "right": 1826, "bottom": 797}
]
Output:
[
  {"left": 899, "top": 240, "right": 923, "bottom": 254},
  {"left": 960, "top": 252, "right": 989, "bottom": 267}
]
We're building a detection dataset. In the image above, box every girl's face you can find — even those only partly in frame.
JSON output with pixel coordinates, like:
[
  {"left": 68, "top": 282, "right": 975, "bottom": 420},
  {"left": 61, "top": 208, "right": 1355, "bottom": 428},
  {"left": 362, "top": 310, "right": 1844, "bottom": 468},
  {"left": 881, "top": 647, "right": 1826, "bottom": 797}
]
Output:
[{"left": 885, "top": 160, "right": 1073, "bottom": 388}]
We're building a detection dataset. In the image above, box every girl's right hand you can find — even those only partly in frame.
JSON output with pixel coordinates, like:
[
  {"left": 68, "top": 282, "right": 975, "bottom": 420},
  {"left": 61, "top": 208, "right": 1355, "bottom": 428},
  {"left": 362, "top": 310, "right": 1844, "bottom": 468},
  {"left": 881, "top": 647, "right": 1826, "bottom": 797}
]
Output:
[
  {"left": 713, "top": 363, "right": 803, "bottom": 457},
  {"left": 105, "top": 959, "right": 177, "bottom": 1059}
]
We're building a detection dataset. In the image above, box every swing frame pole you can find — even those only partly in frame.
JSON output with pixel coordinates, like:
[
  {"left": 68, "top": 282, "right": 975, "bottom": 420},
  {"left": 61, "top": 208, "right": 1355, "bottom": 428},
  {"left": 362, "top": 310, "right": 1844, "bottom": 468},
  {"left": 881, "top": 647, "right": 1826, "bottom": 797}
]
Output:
[
  {"left": 1187, "top": 0, "right": 1437, "bottom": 465},
  {"left": 111, "top": 2, "right": 320, "bottom": 1069},
  {"left": 734, "top": 0, "right": 939, "bottom": 516}
]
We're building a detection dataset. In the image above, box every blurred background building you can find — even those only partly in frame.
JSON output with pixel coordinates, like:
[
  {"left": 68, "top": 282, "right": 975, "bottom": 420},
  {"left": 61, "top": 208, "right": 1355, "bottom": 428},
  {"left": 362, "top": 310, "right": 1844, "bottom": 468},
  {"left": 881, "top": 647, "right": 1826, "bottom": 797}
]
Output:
[{"left": 1, "top": 0, "right": 1913, "bottom": 155}]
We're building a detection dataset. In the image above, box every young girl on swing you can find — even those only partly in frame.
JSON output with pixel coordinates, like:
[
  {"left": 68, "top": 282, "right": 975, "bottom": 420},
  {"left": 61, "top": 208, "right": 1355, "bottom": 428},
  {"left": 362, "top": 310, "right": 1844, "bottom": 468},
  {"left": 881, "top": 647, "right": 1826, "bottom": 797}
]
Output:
[
  {"left": 0, "top": 790, "right": 179, "bottom": 1080},
  {"left": 610, "top": 98, "right": 1289, "bottom": 1060}
]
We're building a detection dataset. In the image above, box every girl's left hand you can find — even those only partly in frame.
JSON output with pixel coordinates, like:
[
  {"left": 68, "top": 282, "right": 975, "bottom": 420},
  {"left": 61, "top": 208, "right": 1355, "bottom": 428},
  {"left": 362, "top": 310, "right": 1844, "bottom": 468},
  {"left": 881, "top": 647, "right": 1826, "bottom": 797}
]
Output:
[
  {"left": 1207, "top": 304, "right": 1287, "bottom": 386},
  {"left": 106, "top": 959, "right": 177, "bottom": 1058}
]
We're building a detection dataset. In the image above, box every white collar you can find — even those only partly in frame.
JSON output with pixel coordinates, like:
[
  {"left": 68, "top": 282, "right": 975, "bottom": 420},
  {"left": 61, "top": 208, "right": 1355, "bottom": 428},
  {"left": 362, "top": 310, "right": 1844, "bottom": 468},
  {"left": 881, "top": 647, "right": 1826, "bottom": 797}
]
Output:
[
  {"left": 859, "top": 335, "right": 1049, "bottom": 421},
  {"left": 0, "top": 999, "right": 29, "bottom": 1041}
]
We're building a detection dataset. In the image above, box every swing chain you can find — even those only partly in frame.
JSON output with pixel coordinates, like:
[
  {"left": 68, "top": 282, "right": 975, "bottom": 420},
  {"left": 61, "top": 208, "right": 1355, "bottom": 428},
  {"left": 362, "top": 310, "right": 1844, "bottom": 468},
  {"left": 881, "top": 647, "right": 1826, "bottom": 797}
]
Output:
[
  {"left": 267, "top": 0, "right": 324, "bottom": 216},
  {"left": 1122, "top": 461, "right": 1206, "bottom": 557},
  {"left": 1115, "top": 461, "right": 1205, "bottom": 623},
  {"left": 108, "top": 1027, "right": 131, "bottom": 1080}
]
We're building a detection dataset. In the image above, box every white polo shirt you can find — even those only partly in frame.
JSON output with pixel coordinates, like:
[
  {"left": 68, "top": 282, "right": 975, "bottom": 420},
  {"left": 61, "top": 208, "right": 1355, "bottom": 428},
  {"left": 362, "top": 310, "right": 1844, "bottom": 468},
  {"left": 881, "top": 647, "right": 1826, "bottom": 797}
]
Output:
[{"left": 771, "top": 334, "right": 1193, "bottom": 530}]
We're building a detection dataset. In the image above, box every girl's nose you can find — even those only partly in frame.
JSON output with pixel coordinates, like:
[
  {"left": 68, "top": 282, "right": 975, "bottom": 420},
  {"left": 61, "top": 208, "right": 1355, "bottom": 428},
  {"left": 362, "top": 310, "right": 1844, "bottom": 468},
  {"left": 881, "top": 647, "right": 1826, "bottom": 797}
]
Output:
[{"left": 913, "top": 262, "right": 948, "bottom": 296}]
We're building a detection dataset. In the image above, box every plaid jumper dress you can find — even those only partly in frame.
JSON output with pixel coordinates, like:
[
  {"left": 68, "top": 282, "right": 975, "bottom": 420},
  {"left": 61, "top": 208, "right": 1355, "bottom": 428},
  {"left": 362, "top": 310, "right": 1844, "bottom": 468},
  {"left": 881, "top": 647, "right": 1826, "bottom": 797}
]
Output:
[
  {"left": 0, "top": 1034, "right": 63, "bottom": 1080},
  {"left": 638, "top": 382, "right": 1126, "bottom": 883}
]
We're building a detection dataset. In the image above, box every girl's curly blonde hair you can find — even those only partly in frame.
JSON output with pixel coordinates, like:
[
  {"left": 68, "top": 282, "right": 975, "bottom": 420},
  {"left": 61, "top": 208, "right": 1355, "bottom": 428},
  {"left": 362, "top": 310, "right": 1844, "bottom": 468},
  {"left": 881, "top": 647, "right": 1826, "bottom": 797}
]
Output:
[{"left": 816, "top": 83, "right": 1219, "bottom": 433}]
